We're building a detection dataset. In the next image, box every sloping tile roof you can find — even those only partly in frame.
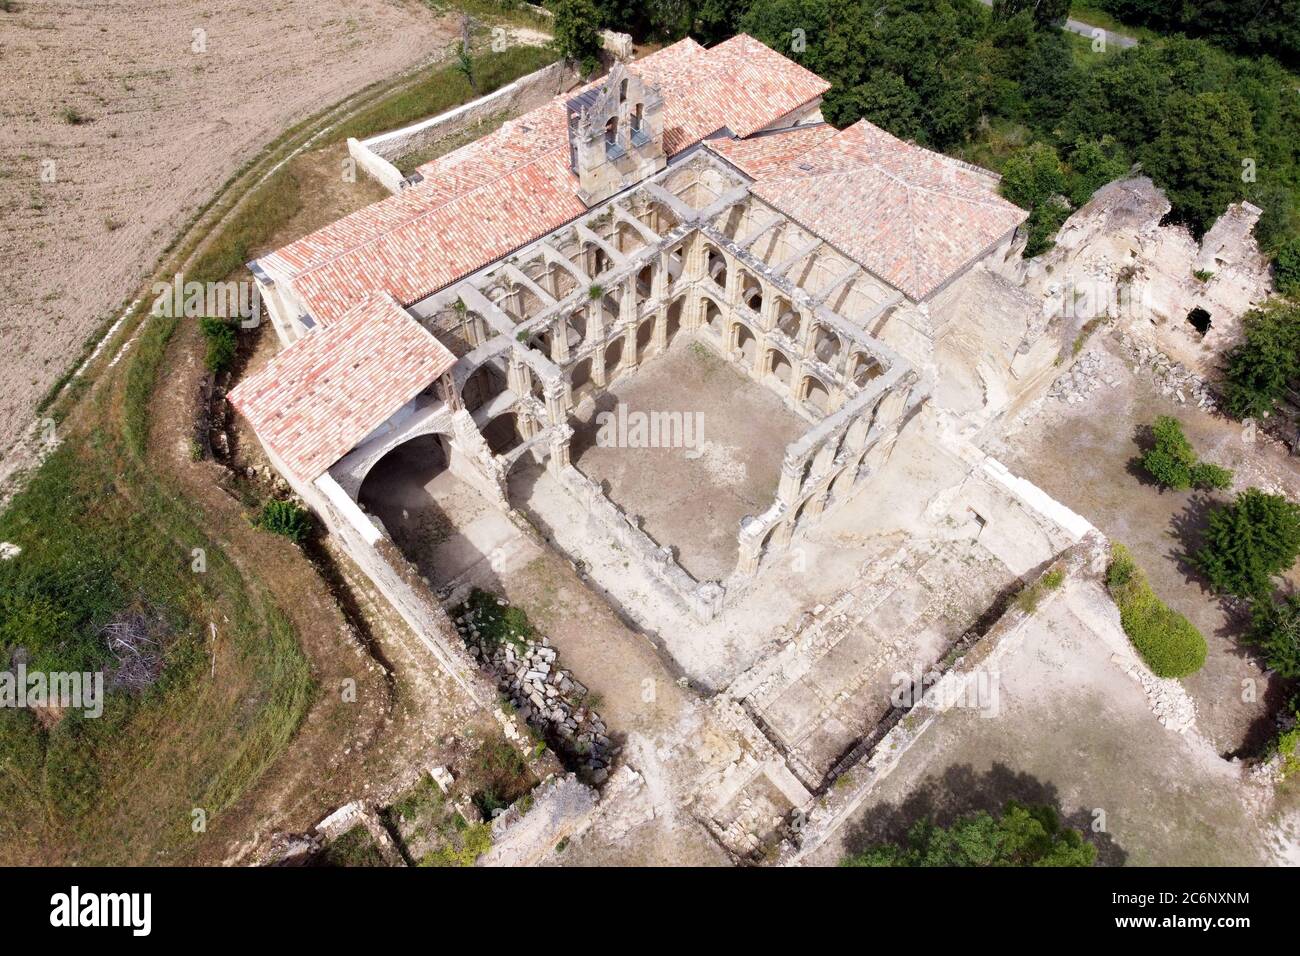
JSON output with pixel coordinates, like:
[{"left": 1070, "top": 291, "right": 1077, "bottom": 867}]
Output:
[
  {"left": 746, "top": 120, "right": 1029, "bottom": 301},
  {"left": 228, "top": 293, "right": 455, "bottom": 481},
  {"left": 706, "top": 123, "right": 837, "bottom": 178},
  {"left": 260, "top": 36, "right": 829, "bottom": 324}
]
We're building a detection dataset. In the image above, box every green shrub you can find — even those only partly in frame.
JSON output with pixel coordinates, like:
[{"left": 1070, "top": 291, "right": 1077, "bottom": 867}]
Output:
[
  {"left": 199, "top": 317, "right": 237, "bottom": 373},
  {"left": 840, "top": 800, "right": 1095, "bottom": 867},
  {"left": 254, "top": 499, "right": 311, "bottom": 544},
  {"left": 1188, "top": 461, "right": 1233, "bottom": 491},
  {"left": 1108, "top": 544, "right": 1207, "bottom": 678},
  {"left": 1140, "top": 416, "right": 1233, "bottom": 490},
  {"left": 1194, "top": 489, "right": 1300, "bottom": 599},
  {"left": 1247, "top": 593, "right": 1300, "bottom": 678},
  {"left": 1141, "top": 416, "right": 1197, "bottom": 489}
]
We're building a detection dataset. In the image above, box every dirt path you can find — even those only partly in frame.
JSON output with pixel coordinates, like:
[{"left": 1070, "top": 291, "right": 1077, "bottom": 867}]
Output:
[{"left": 0, "top": 0, "right": 456, "bottom": 456}]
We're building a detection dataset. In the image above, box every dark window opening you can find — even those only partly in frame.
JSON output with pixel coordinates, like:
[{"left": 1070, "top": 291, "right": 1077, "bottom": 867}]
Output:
[
  {"left": 604, "top": 117, "right": 617, "bottom": 146},
  {"left": 1187, "top": 307, "right": 1212, "bottom": 336},
  {"left": 619, "top": 78, "right": 628, "bottom": 103}
]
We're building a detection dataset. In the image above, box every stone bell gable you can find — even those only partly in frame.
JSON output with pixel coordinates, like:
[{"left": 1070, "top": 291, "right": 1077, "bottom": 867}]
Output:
[{"left": 567, "top": 62, "right": 667, "bottom": 207}]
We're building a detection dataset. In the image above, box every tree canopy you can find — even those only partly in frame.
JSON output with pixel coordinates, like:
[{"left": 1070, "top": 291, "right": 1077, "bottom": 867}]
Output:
[{"left": 841, "top": 800, "right": 1096, "bottom": 867}]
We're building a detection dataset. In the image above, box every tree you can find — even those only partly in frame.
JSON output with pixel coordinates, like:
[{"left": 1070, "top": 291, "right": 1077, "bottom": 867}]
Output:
[
  {"left": 1141, "top": 90, "right": 1255, "bottom": 237},
  {"left": 1274, "top": 236, "right": 1300, "bottom": 298},
  {"left": 1221, "top": 301, "right": 1300, "bottom": 420},
  {"left": 841, "top": 800, "right": 1096, "bottom": 867},
  {"left": 552, "top": 0, "right": 604, "bottom": 76},
  {"left": 1000, "top": 142, "right": 1066, "bottom": 210},
  {"left": 843, "top": 70, "right": 926, "bottom": 143},
  {"left": 992, "top": 0, "right": 1068, "bottom": 29},
  {"left": 1065, "top": 137, "right": 1130, "bottom": 207},
  {"left": 1248, "top": 593, "right": 1300, "bottom": 678},
  {"left": 1195, "top": 488, "right": 1300, "bottom": 599}
]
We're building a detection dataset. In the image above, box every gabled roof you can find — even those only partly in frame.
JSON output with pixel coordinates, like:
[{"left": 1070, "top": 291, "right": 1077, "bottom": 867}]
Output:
[
  {"left": 744, "top": 120, "right": 1029, "bottom": 301},
  {"left": 259, "top": 36, "right": 829, "bottom": 325},
  {"left": 228, "top": 293, "right": 455, "bottom": 481}
]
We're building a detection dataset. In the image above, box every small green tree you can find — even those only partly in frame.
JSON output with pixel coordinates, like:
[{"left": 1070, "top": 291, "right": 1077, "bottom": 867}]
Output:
[
  {"left": 1000, "top": 142, "right": 1068, "bottom": 210},
  {"left": 1248, "top": 593, "right": 1300, "bottom": 678},
  {"left": 1108, "top": 544, "right": 1208, "bottom": 677},
  {"left": 841, "top": 800, "right": 1095, "bottom": 867},
  {"left": 1194, "top": 489, "right": 1300, "bottom": 599},
  {"left": 552, "top": 0, "right": 603, "bottom": 77},
  {"left": 1221, "top": 301, "right": 1300, "bottom": 420},
  {"left": 454, "top": 41, "right": 476, "bottom": 94}
]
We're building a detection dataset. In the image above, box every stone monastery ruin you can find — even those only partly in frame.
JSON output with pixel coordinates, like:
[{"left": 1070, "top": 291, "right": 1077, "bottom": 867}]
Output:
[{"left": 230, "top": 36, "right": 1033, "bottom": 623}]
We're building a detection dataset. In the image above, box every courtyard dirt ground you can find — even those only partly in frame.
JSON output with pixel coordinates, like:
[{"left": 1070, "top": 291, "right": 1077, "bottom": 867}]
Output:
[
  {"left": 987, "top": 329, "right": 1300, "bottom": 756},
  {"left": 805, "top": 573, "right": 1280, "bottom": 867},
  {"left": 0, "top": 0, "right": 456, "bottom": 456},
  {"left": 568, "top": 341, "right": 809, "bottom": 582}
]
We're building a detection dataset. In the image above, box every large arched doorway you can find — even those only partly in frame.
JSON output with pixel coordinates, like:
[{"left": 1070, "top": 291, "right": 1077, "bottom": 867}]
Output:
[{"left": 356, "top": 433, "right": 505, "bottom": 589}]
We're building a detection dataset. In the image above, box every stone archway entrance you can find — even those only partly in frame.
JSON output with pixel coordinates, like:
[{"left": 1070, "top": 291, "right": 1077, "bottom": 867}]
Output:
[{"left": 357, "top": 433, "right": 515, "bottom": 590}]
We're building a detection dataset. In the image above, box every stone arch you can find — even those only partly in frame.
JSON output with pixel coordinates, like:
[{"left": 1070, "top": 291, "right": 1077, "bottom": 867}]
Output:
[
  {"left": 636, "top": 261, "right": 654, "bottom": 298},
  {"left": 566, "top": 310, "right": 588, "bottom": 349},
  {"left": 813, "top": 325, "right": 843, "bottom": 366},
  {"left": 777, "top": 305, "right": 802, "bottom": 342},
  {"left": 849, "top": 351, "right": 883, "bottom": 388},
  {"left": 570, "top": 356, "right": 594, "bottom": 405},
  {"left": 482, "top": 411, "right": 524, "bottom": 455},
  {"left": 605, "top": 336, "right": 625, "bottom": 378},
  {"left": 767, "top": 347, "right": 793, "bottom": 387},
  {"left": 705, "top": 244, "right": 728, "bottom": 288},
  {"left": 666, "top": 297, "right": 684, "bottom": 345},
  {"left": 460, "top": 362, "right": 504, "bottom": 413},
  {"left": 801, "top": 375, "right": 831, "bottom": 414},
  {"left": 636, "top": 316, "right": 656, "bottom": 361},
  {"left": 702, "top": 297, "right": 725, "bottom": 338},
  {"left": 733, "top": 322, "right": 757, "bottom": 364}
]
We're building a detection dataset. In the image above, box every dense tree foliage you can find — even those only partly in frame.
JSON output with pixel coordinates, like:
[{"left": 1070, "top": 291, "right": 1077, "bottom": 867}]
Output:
[
  {"left": 552, "top": 0, "right": 605, "bottom": 75},
  {"left": 1249, "top": 593, "right": 1300, "bottom": 679},
  {"left": 1221, "top": 301, "right": 1300, "bottom": 420},
  {"left": 1195, "top": 489, "right": 1300, "bottom": 600},
  {"left": 841, "top": 800, "right": 1096, "bottom": 867},
  {"left": 1089, "top": 0, "right": 1300, "bottom": 68}
]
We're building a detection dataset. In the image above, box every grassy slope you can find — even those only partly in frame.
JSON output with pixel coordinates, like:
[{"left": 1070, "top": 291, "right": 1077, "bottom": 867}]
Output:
[{"left": 0, "top": 38, "right": 558, "bottom": 864}]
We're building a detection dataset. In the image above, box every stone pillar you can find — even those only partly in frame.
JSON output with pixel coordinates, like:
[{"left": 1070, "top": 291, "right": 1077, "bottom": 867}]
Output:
[{"left": 777, "top": 454, "right": 803, "bottom": 506}]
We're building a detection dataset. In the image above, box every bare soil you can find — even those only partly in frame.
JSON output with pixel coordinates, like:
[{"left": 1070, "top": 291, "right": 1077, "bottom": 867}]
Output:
[{"left": 0, "top": 0, "right": 456, "bottom": 456}]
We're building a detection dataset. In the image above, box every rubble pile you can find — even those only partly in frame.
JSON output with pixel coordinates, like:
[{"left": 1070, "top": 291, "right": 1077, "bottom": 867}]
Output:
[
  {"left": 1111, "top": 652, "right": 1197, "bottom": 734},
  {"left": 1119, "top": 334, "right": 1217, "bottom": 411},
  {"left": 1048, "top": 350, "right": 1111, "bottom": 404},
  {"left": 454, "top": 594, "right": 615, "bottom": 784}
]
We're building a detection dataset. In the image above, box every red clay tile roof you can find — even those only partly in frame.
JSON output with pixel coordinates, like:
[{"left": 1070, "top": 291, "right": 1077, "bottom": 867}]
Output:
[
  {"left": 228, "top": 293, "right": 455, "bottom": 480},
  {"left": 260, "top": 36, "right": 829, "bottom": 324},
  {"left": 706, "top": 123, "right": 838, "bottom": 178},
  {"left": 746, "top": 120, "right": 1029, "bottom": 301}
]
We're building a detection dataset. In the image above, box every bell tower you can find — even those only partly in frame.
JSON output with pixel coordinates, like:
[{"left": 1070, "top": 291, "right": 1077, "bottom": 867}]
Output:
[{"left": 567, "top": 62, "right": 666, "bottom": 207}]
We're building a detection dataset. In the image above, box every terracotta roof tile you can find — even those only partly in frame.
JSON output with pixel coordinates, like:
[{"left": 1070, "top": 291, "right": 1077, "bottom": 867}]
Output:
[
  {"left": 260, "top": 36, "right": 829, "bottom": 324},
  {"left": 747, "top": 120, "right": 1029, "bottom": 300},
  {"left": 706, "top": 123, "right": 838, "bottom": 178},
  {"left": 228, "top": 293, "right": 455, "bottom": 480}
]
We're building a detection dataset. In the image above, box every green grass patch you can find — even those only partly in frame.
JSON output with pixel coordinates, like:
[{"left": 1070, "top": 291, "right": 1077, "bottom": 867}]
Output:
[
  {"left": 1015, "top": 566, "right": 1065, "bottom": 614},
  {"left": 1106, "top": 543, "right": 1207, "bottom": 678}
]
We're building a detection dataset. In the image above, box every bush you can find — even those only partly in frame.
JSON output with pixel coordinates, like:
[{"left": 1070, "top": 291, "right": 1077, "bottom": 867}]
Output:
[
  {"left": 1247, "top": 593, "right": 1300, "bottom": 678},
  {"left": 1140, "top": 416, "right": 1232, "bottom": 491},
  {"left": 1108, "top": 544, "right": 1207, "bottom": 678},
  {"left": 840, "top": 800, "right": 1095, "bottom": 867},
  {"left": 254, "top": 499, "right": 312, "bottom": 544},
  {"left": 199, "top": 317, "right": 237, "bottom": 374},
  {"left": 1188, "top": 461, "right": 1233, "bottom": 491},
  {"left": 1194, "top": 489, "right": 1300, "bottom": 599},
  {"left": 1141, "top": 416, "right": 1198, "bottom": 489}
]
